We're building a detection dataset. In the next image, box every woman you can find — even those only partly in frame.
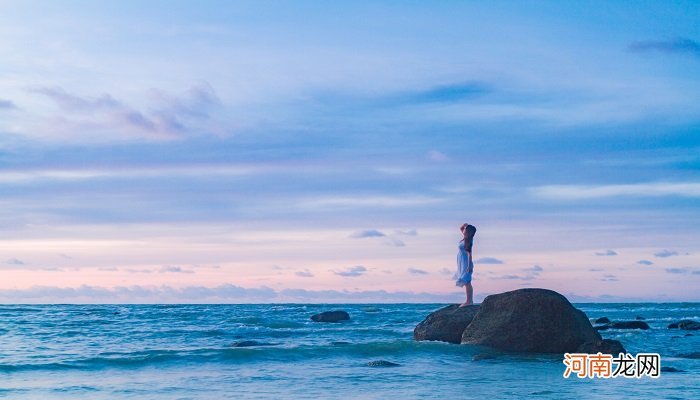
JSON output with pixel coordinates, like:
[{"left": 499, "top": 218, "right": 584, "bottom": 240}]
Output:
[{"left": 455, "top": 223, "right": 477, "bottom": 306}]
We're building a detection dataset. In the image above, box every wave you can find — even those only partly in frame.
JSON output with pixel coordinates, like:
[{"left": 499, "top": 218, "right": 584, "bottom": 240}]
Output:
[{"left": 0, "top": 340, "right": 468, "bottom": 372}]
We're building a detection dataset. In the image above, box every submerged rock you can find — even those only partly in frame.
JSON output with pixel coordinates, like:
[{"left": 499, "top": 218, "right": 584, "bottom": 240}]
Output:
[
  {"left": 677, "top": 352, "right": 700, "bottom": 359},
  {"left": 362, "top": 307, "right": 383, "bottom": 313},
  {"left": 595, "top": 317, "right": 611, "bottom": 324},
  {"left": 230, "top": 340, "right": 278, "bottom": 347},
  {"left": 366, "top": 360, "right": 400, "bottom": 367},
  {"left": 472, "top": 353, "right": 498, "bottom": 361},
  {"left": 310, "top": 310, "right": 350, "bottom": 323},
  {"left": 576, "top": 339, "right": 626, "bottom": 355},
  {"left": 413, "top": 304, "right": 480, "bottom": 344},
  {"left": 660, "top": 366, "right": 684, "bottom": 373},
  {"left": 460, "top": 288, "right": 601, "bottom": 353},
  {"left": 609, "top": 321, "right": 650, "bottom": 330}
]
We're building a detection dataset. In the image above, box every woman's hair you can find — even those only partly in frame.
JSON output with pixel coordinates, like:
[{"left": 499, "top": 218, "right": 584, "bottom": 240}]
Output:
[{"left": 464, "top": 224, "right": 477, "bottom": 252}]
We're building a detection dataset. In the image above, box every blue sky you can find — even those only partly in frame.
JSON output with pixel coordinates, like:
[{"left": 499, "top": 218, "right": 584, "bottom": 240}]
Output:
[{"left": 1, "top": 1, "right": 699, "bottom": 302}]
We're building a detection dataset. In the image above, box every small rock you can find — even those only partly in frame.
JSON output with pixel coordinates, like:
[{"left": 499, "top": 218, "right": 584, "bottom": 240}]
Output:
[
  {"left": 362, "top": 307, "right": 383, "bottom": 313},
  {"left": 684, "top": 333, "right": 694, "bottom": 337},
  {"left": 595, "top": 317, "right": 611, "bottom": 324},
  {"left": 678, "top": 320, "right": 700, "bottom": 330},
  {"left": 311, "top": 310, "right": 350, "bottom": 323},
  {"left": 367, "top": 360, "right": 400, "bottom": 367},
  {"left": 609, "top": 321, "right": 650, "bottom": 330},
  {"left": 668, "top": 322, "right": 679, "bottom": 329},
  {"left": 594, "top": 325, "right": 610, "bottom": 331},
  {"left": 635, "top": 316, "right": 645, "bottom": 320},
  {"left": 331, "top": 341, "right": 351, "bottom": 346},
  {"left": 230, "top": 340, "right": 277, "bottom": 347},
  {"left": 660, "top": 366, "right": 684, "bottom": 373}
]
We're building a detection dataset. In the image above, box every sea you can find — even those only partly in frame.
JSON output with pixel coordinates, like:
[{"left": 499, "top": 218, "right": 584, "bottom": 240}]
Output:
[{"left": 1, "top": 303, "right": 698, "bottom": 399}]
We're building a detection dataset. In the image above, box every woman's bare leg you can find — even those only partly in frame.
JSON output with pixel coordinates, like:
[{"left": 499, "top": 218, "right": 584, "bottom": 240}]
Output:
[{"left": 460, "top": 283, "right": 474, "bottom": 307}]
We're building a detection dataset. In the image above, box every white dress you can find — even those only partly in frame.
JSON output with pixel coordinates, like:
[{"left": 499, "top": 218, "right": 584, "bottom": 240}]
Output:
[{"left": 455, "top": 240, "right": 473, "bottom": 287}]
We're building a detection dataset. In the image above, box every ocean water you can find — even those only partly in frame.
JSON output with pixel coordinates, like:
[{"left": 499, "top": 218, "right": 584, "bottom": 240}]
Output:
[{"left": 1, "top": 303, "right": 698, "bottom": 399}]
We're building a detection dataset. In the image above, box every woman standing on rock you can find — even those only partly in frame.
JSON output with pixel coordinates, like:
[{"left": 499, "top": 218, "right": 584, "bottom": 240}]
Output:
[{"left": 456, "top": 223, "right": 476, "bottom": 306}]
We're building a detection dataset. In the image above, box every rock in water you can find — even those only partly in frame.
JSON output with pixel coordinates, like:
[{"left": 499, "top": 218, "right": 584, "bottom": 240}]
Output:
[
  {"left": 594, "top": 317, "right": 611, "bottom": 324},
  {"left": 678, "top": 320, "right": 700, "bottom": 330},
  {"left": 609, "top": 321, "right": 650, "bottom": 330},
  {"left": 668, "top": 322, "right": 679, "bottom": 329},
  {"left": 576, "top": 339, "right": 626, "bottom": 355},
  {"left": 460, "top": 288, "right": 601, "bottom": 353},
  {"left": 366, "top": 360, "right": 400, "bottom": 367},
  {"left": 413, "top": 304, "right": 480, "bottom": 344},
  {"left": 310, "top": 310, "right": 350, "bottom": 323}
]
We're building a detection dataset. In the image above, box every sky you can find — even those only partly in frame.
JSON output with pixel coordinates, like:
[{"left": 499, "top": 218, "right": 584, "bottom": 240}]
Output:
[{"left": 1, "top": 0, "right": 699, "bottom": 303}]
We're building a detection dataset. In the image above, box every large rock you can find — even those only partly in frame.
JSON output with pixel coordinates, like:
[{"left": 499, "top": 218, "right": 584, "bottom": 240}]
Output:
[
  {"left": 413, "top": 304, "right": 480, "bottom": 344},
  {"left": 460, "top": 288, "right": 601, "bottom": 353},
  {"left": 310, "top": 310, "right": 350, "bottom": 323}
]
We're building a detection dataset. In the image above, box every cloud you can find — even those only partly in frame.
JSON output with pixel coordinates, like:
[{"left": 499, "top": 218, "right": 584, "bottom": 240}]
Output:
[
  {"left": 333, "top": 265, "right": 367, "bottom": 277},
  {"left": 159, "top": 265, "right": 194, "bottom": 274},
  {"left": 637, "top": 260, "right": 653, "bottom": 265},
  {"left": 0, "top": 99, "right": 18, "bottom": 110},
  {"left": 30, "top": 83, "right": 220, "bottom": 139},
  {"left": 438, "top": 268, "right": 453, "bottom": 275},
  {"left": 655, "top": 249, "right": 678, "bottom": 258},
  {"left": 394, "top": 229, "right": 417, "bottom": 236},
  {"left": 523, "top": 265, "right": 543, "bottom": 275},
  {"left": 426, "top": 150, "right": 449, "bottom": 162},
  {"left": 407, "top": 267, "right": 428, "bottom": 275},
  {"left": 476, "top": 257, "right": 504, "bottom": 264},
  {"left": 295, "top": 269, "right": 314, "bottom": 278},
  {"left": 665, "top": 268, "right": 689, "bottom": 274},
  {"left": 349, "top": 229, "right": 386, "bottom": 238},
  {"left": 407, "top": 82, "right": 489, "bottom": 103},
  {"left": 490, "top": 265, "right": 542, "bottom": 281},
  {"left": 531, "top": 182, "right": 700, "bottom": 200},
  {"left": 385, "top": 238, "right": 406, "bottom": 247},
  {"left": 629, "top": 38, "right": 700, "bottom": 58},
  {"left": 5, "top": 258, "right": 25, "bottom": 265},
  {"left": 298, "top": 195, "right": 442, "bottom": 209},
  {"left": 98, "top": 267, "right": 118, "bottom": 271},
  {"left": 600, "top": 274, "right": 619, "bottom": 282},
  {"left": 589, "top": 268, "right": 604, "bottom": 271},
  {"left": 126, "top": 268, "right": 153, "bottom": 273},
  {"left": 491, "top": 274, "right": 534, "bottom": 281},
  {"left": 0, "top": 284, "right": 462, "bottom": 303},
  {"left": 595, "top": 249, "right": 617, "bottom": 256}
]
